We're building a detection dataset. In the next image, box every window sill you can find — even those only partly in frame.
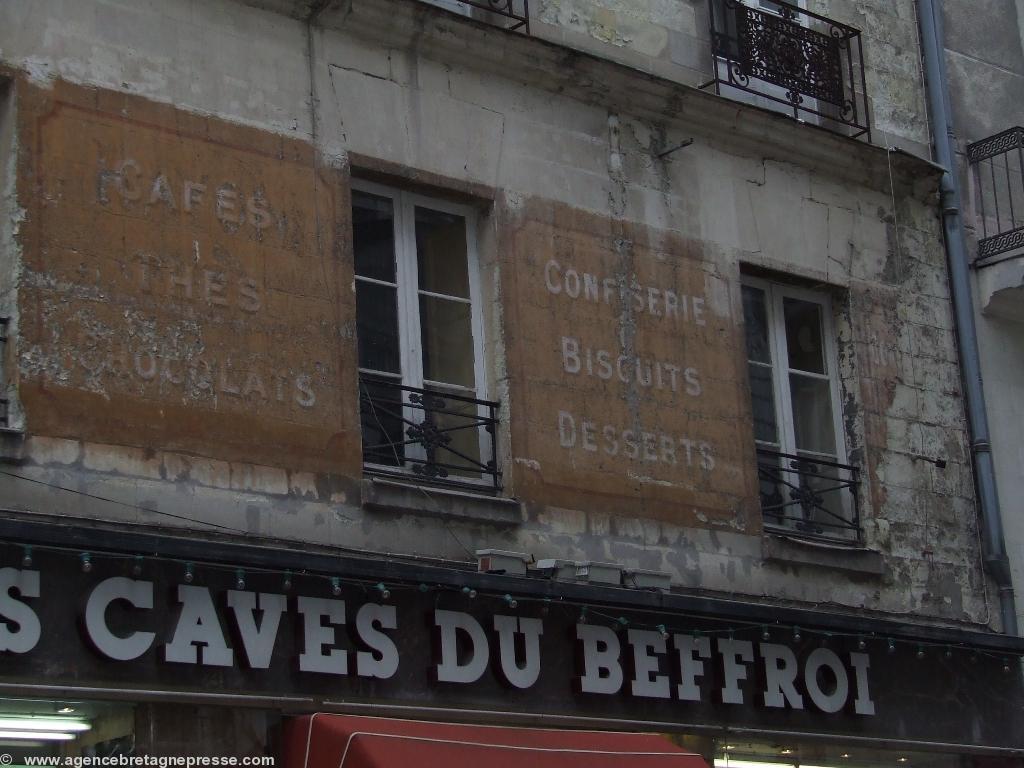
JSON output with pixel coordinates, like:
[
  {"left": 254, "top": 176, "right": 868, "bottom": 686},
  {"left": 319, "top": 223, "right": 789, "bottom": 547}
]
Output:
[
  {"left": 361, "top": 477, "right": 523, "bottom": 526},
  {"left": 763, "top": 530, "right": 885, "bottom": 576}
]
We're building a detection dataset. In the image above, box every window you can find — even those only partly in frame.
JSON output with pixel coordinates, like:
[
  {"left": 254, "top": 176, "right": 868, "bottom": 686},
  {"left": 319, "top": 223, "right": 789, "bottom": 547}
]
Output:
[
  {"left": 741, "top": 277, "right": 860, "bottom": 541},
  {"left": 709, "top": 0, "right": 812, "bottom": 114},
  {"left": 352, "top": 181, "right": 499, "bottom": 491}
]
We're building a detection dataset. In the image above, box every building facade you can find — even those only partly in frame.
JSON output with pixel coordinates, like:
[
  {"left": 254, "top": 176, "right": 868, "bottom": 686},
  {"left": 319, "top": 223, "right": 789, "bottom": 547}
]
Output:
[
  {"left": 0, "top": 0, "right": 1022, "bottom": 762},
  {"left": 940, "top": 0, "right": 1024, "bottom": 634}
]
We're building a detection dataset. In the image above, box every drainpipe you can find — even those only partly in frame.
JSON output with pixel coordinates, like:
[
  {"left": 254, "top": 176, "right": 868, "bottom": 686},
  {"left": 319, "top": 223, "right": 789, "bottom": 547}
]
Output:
[{"left": 917, "top": 0, "right": 1018, "bottom": 634}]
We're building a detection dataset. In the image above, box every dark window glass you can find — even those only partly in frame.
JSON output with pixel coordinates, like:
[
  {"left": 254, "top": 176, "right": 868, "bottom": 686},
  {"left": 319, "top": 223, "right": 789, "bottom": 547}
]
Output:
[
  {"left": 356, "top": 281, "right": 400, "bottom": 374},
  {"left": 743, "top": 285, "right": 771, "bottom": 364},
  {"left": 420, "top": 294, "right": 475, "bottom": 387},
  {"left": 415, "top": 206, "right": 470, "bottom": 299},
  {"left": 353, "top": 192, "right": 397, "bottom": 283},
  {"left": 784, "top": 297, "right": 825, "bottom": 374}
]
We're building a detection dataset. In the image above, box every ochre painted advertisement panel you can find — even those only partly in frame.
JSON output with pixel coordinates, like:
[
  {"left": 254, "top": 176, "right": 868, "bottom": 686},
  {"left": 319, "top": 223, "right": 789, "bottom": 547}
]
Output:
[
  {"left": 500, "top": 199, "right": 759, "bottom": 525},
  {"left": 15, "top": 80, "right": 358, "bottom": 473}
]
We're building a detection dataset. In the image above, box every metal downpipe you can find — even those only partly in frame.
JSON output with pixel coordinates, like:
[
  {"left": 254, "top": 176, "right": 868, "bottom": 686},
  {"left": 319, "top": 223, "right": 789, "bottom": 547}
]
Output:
[{"left": 917, "top": 0, "right": 1017, "bottom": 634}]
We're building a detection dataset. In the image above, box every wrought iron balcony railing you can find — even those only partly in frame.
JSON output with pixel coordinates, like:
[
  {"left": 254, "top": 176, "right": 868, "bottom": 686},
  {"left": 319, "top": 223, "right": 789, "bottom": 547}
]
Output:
[
  {"left": 703, "top": 0, "right": 870, "bottom": 140},
  {"left": 420, "top": 0, "right": 529, "bottom": 34},
  {"left": 967, "top": 127, "right": 1024, "bottom": 263},
  {"left": 757, "top": 448, "right": 861, "bottom": 542},
  {"left": 359, "top": 373, "right": 502, "bottom": 493}
]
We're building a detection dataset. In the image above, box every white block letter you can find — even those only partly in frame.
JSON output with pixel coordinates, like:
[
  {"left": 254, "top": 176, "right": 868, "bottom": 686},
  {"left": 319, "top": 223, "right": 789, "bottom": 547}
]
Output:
[
  {"left": 849, "top": 652, "right": 876, "bottom": 716},
  {"left": 718, "top": 638, "right": 754, "bottom": 705},
  {"left": 296, "top": 596, "right": 348, "bottom": 675},
  {"left": 356, "top": 603, "right": 399, "bottom": 680},
  {"left": 494, "top": 615, "right": 543, "bottom": 689},
  {"left": 804, "top": 648, "right": 849, "bottom": 713},
  {"left": 226, "top": 591, "right": 286, "bottom": 669},
  {"left": 761, "top": 643, "right": 804, "bottom": 709},
  {"left": 85, "top": 577, "right": 155, "bottom": 661},
  {"left": 674, "top": 633, "right": 711, "bottom": 701},
  {"left": 0, "top": 569, "right": 41, "bottom": 654},
  {"left": 435, "top": 610, "right": 488, "bottom": 684},
  {"left": 628, "top": 629, "right": 670, "bottom": 699},
  {"left": 576, "top": 624, "right": 623, "bottom": 695},
  {"left": 164, "top": 585, "right": 233, "bottom": 666}
]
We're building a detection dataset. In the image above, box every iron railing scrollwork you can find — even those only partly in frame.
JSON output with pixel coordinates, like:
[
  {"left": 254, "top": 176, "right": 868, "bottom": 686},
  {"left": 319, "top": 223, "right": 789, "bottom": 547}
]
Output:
[
  {"left": 422, "top": 0, "right": 529, "bottom": 33},
  {"left": 703, "top": 0, "right": 870, "bottom": 140},
  {"left": 757, "top": 448, "right": 861, "bottom": 542},
  {"left": 967, "top": 127, "right": 1024, "bottom": 264},
  {"left": 359, "top": 373, "right": 502, "bottom": 492}
]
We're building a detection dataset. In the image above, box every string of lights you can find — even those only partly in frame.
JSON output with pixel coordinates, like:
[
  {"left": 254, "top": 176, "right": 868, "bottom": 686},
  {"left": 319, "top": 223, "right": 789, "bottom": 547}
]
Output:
[{"left": 6, "top": 539, "right": 1021, "bottom": 670}]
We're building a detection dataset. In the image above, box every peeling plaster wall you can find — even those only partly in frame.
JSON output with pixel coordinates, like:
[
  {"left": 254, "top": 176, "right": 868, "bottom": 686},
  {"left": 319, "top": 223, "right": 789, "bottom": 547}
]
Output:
[{"left": 0, "top": 0, "right": 993, "bottom": 629}]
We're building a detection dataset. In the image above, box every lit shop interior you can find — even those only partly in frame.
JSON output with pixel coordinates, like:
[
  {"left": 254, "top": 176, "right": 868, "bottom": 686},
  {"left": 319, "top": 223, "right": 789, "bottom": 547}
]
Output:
[{"left": 0, "top": 696, "right": 972, "bottom": 768}]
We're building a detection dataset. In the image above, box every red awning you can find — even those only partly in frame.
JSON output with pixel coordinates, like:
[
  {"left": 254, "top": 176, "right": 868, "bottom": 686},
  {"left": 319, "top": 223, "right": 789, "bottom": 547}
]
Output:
[{"left": 283, "top": 714, "right": 710, "bottom": 768}]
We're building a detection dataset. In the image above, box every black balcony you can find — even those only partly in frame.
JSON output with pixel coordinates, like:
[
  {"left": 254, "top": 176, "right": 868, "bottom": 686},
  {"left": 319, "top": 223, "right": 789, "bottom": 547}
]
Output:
[
  {"left": 359, "top": 373, "right": 502, "bottom": 493},
  {"left": 757, "top": 448, "right": 861, "bottom": 542},
  {"left": 421, "top": 0, "right": 529, "bottom": 33},
  {"left": 967, "top": 127, "right": 1024, "bottom": 263},
  {"left": 703, "top": 0, "right": 870, "bottom": 140}
]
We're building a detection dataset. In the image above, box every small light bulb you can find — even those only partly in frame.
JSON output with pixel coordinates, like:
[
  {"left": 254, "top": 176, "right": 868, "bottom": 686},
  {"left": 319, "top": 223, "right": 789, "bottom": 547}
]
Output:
[
  {"left": 1003, "top": 658, "right": 1012, "bottom": 673},
  {"left": 184, "top": 563, "right": 195, "bottom": 583},
  {"left": 376, "top": 583, "right": 390, "bottom": 599},
  {"left": 235, "top": 569, "right": 246, "bottom": 591},
  {"left": 857, "top": 636, "right": 867, "bottom": 651},
  {"left": 132, "top": 556, "right": 144, "bottom": 577},
  {"left": 658, "top": 624, "right": 670, "bottom": 640},
  {"left": 761, "top": 627, "right": 771, "bottom": 642},
  {"left": 80, "top": 553, "right": 92, "bottom": 573},
  {"left": 331, "top": 577, "right": 341, "bottom": 596},
  {"left": 793, "top": 626, "right": 802, "bottom": 643},
  {"left": 944, "top": 646, "right": 953, "bottom": 659},
  {"left": 21, "top": 546, "right": 33, "bottom": 568},
  {"left": 916, "top": 646, "right": 925, "bottom": 660},
  {"left": 462, "top": 586, "right": 477, "bottom": 599},
  {"left": 283, "top": 571, "right": 293, "bottom": 591},
  {"left": 887, "top": 639, "right": 896, "bottom": 654},
  {"left": 579, "top": 607, "right": 588, "bottom": 624},
  {"left": 504, "top": 594, "right": 518, "bottom": 609}
]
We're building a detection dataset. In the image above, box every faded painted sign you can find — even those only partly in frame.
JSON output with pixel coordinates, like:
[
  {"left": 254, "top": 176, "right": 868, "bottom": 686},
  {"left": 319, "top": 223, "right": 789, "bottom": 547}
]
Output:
[
  {"left": 502, "top": 199, "right": 757, "bottom": 524},
  {"left": 15, "top": 80, "right": 358, "bottom": 472}
]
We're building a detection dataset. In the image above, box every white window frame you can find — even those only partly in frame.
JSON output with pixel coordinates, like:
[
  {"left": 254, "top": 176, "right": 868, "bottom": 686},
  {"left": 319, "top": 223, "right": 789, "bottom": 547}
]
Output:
[
  {"left": 742, "top": 274, "right": 847, "bottom": 468},
  {"left": 352, "top": 179, "right": 491, "bottom": 485}
]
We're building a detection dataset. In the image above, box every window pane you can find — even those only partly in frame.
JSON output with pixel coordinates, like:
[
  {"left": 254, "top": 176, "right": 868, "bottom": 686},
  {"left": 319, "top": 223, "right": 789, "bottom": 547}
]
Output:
[
  {"left": 794, "top": 453, "right": 856, "bottom": 539},
  {"left": 423, "top": 386, "right": 484, "bottom": 479},
  {"left": 353, "top": 192, "right": 396, "bottom": 283},
  {"left": 789, "top": 373, "right": 837, "bottom": 455},
  {"left": 356, "top": 281, "right": 401, "bottom": 374},
  {"left": 783, "top": 297, "right": 826, "bottom": 374},
  {"left": 742, "top": 285, "right": 771, "bottom": 364},
  {"left": 359, "top": 377, "right": 405, "bottom": 467},
  {"left": 757, "top": 450, "right": 787, "bottom": 527},
  {"left": 420, "top": 294, "right": 475, "bottom": 387},
  {"left": 748, "top": 363, "right": 779, "bottom": 444},
  {"left": 415, "top": 206, "right": 470, "bottom": 298}
]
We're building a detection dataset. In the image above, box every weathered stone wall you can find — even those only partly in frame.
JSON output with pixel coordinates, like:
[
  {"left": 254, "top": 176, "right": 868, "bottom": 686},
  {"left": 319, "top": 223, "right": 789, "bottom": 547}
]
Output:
[
  {"left": 0, "top": 0, "right": 993, "bottom": 627},
  {"left": 530, "top": 0, "right": 930, "bottom": 154}
]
